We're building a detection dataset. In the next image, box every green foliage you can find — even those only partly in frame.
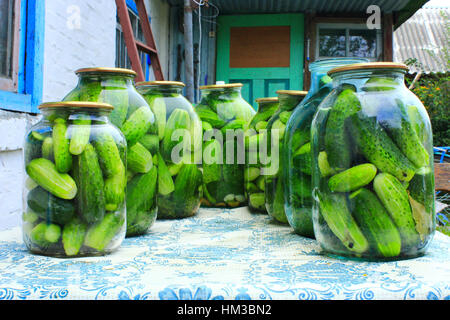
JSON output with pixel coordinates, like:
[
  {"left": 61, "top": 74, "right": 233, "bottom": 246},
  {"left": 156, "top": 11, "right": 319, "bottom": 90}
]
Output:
[{"left": 405, "top": 73, "right": 450, "bottom": 146}]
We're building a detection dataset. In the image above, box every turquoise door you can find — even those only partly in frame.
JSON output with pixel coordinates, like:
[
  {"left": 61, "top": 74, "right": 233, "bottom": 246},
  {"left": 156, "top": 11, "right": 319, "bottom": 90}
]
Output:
[{"left": 216, "top": 14, "right": 304, "bottom": 109}]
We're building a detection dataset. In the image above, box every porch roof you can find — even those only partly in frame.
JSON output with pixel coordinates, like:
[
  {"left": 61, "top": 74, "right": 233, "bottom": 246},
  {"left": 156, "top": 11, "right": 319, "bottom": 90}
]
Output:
[{"left": 166, "top": 0, "right": 429, "bottom": 28}]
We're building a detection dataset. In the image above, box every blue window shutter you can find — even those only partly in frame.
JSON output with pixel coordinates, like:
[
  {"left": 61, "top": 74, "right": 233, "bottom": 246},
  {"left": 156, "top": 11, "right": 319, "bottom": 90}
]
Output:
[{"left": 0, "top": 0, "right": 45, "bottom": 113}]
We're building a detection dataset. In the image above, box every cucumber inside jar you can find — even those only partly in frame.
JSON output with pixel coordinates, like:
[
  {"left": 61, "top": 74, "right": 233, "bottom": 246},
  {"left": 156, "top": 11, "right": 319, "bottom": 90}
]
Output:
[
  {"left": 63, "top": 68, "right": 159, "bottom": 237},
  {"left": 23, "top": 102, "right": 127, "bottom": 257},
  {"left": 264, "top": 90, "right": 307, "bottom": 224},
  {"left": 136, "top": 81, "right": 203, "bottom": 219},
  {"left": 312, "top": 63, "right": 435, "bottom": 261},
  {"left": 245, "top": 97, "right": 279, "bottom": 213},
  {"left": 196, "top": 83, "right": 255, "bottom": 208}
]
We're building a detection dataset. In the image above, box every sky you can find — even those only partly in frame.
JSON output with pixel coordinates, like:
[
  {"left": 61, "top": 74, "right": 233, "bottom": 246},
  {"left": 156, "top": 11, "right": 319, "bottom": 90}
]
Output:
[{"left": 423, "top": 0, "right": 450, "bottom": 7}]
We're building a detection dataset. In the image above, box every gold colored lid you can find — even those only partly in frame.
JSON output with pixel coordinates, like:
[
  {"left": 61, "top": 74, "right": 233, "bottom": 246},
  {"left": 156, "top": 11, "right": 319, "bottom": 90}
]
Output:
[
  {"left": 328, "top": 62, "right": 408, "bottom": 76},
  {"left": 199, "top": 83, "right": 243, "bottom": 89},
  {"left": 136, "top": 81, "right": 185, "bottom": 87},
  {"left": 75, "top": 67, "right": 137, "bottom": 76},
  {"left": 276, "top": 90, "right": 308, "bottom": 96},
  {"left": 38, "top": 101, "right": 114, "bottom": 110},
  {"left": 255, "top": 97, "right": 279, "bottom": 103}
]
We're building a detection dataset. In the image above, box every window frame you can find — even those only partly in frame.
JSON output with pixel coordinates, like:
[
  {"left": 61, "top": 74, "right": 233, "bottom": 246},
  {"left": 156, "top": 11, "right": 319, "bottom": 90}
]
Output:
[
  {"left": 0, "top": 0, "right": 45, "bottom": 113},
  {"left": 0, "top": 0, "right": 21, "bottom": 91},
  {"left": 115, "top": 0, "right": 151, "bottom": 80},
  {"left": 316, "top": 22, "right": 382, "bottom": 61}
]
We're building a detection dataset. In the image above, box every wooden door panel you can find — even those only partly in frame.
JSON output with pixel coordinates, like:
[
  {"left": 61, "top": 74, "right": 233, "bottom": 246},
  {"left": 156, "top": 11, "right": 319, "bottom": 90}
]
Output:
[{"left": 217, "top": 14, "right": 304, "bottom": 110}]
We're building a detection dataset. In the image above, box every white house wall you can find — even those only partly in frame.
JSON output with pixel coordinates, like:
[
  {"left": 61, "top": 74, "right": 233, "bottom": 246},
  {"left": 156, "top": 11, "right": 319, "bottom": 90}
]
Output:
[{"left": 0, "top": 0, "right": 170, "bottom": 231}]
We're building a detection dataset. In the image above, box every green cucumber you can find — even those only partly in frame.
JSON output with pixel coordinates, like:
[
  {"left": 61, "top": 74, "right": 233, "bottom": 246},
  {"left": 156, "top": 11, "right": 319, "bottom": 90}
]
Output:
[
  {"left": 328, "top": 163, "right": 377, "bottom": 192},
  {"left": 76, "top": 144, "right": 105, "bottom": 223},
  {"left": 249, "top": 193, "right": 265, "bottom": 211},
  {"left": 245, "top": 167, "right": 260, "bottom": 182},
  {"left": 30, "top": 222, "right": 61, "bottom": 247},
  {"left": 53, "top": 118, "right": 72, "bottom": 173},
  {"left": 138, "top": 134, "right": 159, "bottom": 155},
  {"left": 350, "top": 188, "right": 402, "bottom": 258},
  {"left": 168, "top": 162, "right": 183, "bottom": 176},
  {"left": 293, "top": 142, "right": 312, "bottom": 175},
  {"left": 62, "top": 217, "right": 87, "bottom": 256},
  {"left": 121, "top": 106, "right": 154, "bottom": 147},
  {"left": 373, "top": 173, "right": 421, "bottom": 248},
  {"left": 195, "top": 108, "right": 227, "bottom": 129},
  {"left": 350, "top": 113, "right": 416, "bottom": 182},
  {"left": 26, "top": 158, "right": 77, "bottom": 200},
  {"left": 271, "top": 119, "right": 286, "bottom": 140},
  {"left": 384, "top": 100, "right": 429, "bottom": 168},
  {"left": 127, "top": 142, "right": 153, "bottom": 173},
  {"left": 27, "top": 187, "right": 75, "bottom": 225},
  {"left": 42, "top": 137, "right": 54, "bottom": 161},
  {"left": 324, "top": 88, "right": 360, "bottom": 171},
  {"left": 173, "top": 164, "right": 202, "bottom": 205},
  {"left": 279, "top": 111, "right": 292, "bottom": 124},
  {"left": 408, "top": 167, "right": 434, "bottom": 213},
  {"left": 255, "top": 121, "right": 268, "bottom": 132},
  {"left": 362, "top": 77, "right": 399, "bottom": 92},
  {"left": 101, "top": 89, "right": 129, "bottom": 128},
  {"left": 84, "top": 212, "right": 124, "bottom": 251},
  {"left": 104, "top": 172, "right": 126, "bottom": 211},
  {"left": 318, "top": 191, "right": 369, "bottom": 254},
  {"left": 25, "top": 131, "right": 45, "bottom": 165},
  {"left": 220, "top": 119, "right": 246, "bottom": 135},
  {"left": 69, "top": 116, "right": 91, "bottom": 155},
  {"left": 318, "top": 151, "right": 335, "bottom": 177},
  {"left": 94, "top": 132, "right": 125, "bottom": 177},
  {"left": 126, "top": 167, "right": 157, "bottom": 234},
  {"left": 148, "top": 96, "right": 166, "bottom": 140},
  {"left": 157, "top": 153, "right": 175, "bottom": 196},
  {"left": 162, "top": 109, "right": 191, "bottom": 160}
]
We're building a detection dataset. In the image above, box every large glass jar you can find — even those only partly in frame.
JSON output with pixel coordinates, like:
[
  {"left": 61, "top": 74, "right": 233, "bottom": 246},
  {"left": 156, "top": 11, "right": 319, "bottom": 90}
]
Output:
[
  {"left": 136, "top": 81, "right": 203, "bottom": 219},
  {"left": 264, "top": 90, "right": 307, "bottom": 223},
  {"left": 196, "top": 83, "right": 255, "bottom": 208},
  {"left": 23, "top": 102, "right": 127, "bottom": 257},
  {"left": 283, "top": 58, "right": 368, "bottom": 237},
  {"left": 63, "top": 67, "right": 157, "bottom": 236},
  {"left": 245, "top": 97, "right": 279, "bottom": 213},
  {"left": 311, "top": 62, "right": 435, "bottom": 261}
]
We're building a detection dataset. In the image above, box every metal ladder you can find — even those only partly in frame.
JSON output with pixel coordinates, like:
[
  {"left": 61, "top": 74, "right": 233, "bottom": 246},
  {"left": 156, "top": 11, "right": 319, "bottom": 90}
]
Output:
[{"left": 115, "top": 0, "right": 164, "bottom": 82}]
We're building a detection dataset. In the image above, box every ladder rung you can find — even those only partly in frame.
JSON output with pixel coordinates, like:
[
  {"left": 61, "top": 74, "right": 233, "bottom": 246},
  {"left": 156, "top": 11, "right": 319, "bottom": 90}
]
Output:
[{"left": 136, "top": 41, "right": 157, "bottom": 54}]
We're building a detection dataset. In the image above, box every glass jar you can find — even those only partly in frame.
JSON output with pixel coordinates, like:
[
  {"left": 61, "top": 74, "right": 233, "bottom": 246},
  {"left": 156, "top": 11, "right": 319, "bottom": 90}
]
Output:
[
  {"left": 23, "top": 102, "right": 127, "bottom": 257},
  {"left": 245, "top": 97, "right": 279, "bottom": 213},
  {"left": 264, "top": 90, "right": 307, "bottom": 223},
  {"left": 283, "top": 58, "right": 368, "bottom": 237},
  {"left": 196, "top": 83, "right": 255, "bottom": 207},
  {"left": 136, "top": 81, "right": 203, "bottom": 219},
  {"left": 63, "top": 67, "right": 157, "bottom": 236},
  {"left": 311, "top": 62, "right": 435, "bottom": 261}
]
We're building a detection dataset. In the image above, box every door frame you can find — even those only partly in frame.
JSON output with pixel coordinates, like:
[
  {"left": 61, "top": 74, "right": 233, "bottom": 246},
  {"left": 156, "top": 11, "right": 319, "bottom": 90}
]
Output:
[{"left": 216, "top": 13, "right": 304, "bottom": 100}]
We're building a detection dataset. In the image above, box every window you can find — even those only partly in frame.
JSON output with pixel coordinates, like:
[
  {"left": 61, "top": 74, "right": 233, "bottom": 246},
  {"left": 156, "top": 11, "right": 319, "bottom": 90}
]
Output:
[
  {"left": 317, "top": 23, "right": 382, "bottom": 60},
  {"left": 0, "top": 0, "right": 44, "bottom": 113},
  {"left": 115, "top": 2, "right": 151, "bottom": 80},
  {"left": 0, "top": 0, "right": 20, "bottom": 91}
]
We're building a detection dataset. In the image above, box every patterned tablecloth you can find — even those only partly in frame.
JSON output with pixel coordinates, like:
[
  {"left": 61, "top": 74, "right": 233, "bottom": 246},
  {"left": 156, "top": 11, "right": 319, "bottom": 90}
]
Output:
[{"left": 0, "top": 207, "right": 449, "bottom": 300}]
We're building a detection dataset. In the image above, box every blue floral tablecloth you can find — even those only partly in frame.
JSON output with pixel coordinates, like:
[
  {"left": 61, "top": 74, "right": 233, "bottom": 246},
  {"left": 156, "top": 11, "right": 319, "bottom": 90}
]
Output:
[{"left": 0, "top": 207, "right": 449, "bottom": 300}]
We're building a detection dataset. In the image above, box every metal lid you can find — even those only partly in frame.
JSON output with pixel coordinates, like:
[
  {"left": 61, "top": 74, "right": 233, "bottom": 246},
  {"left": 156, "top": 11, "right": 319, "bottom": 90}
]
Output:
[
  {"left": 135, "top": 81, "right": 186, "bottom": 87},
  {"left": 199, "top": 83, "right": 243, "bottom": 89},
  {"left": 38, "top": 101, "right": 114, "bottom": 110},
  {"left": 75, "top": 67, "right": 137, "bottom": 76},
  {"left": 328, "top": 62, "right": 409, "bottom": 76},
  {"left": 255, "top": 97, "right": 279, "bottom": 103},
  {"left": 276, "top": 90, "right": 308, "bottom": 96}
]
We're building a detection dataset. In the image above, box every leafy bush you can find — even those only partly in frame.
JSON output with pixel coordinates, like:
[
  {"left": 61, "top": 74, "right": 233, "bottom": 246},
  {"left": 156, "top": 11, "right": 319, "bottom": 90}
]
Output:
[{"left": 405, "top": 72, "right": 450, "bottom": 147}]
